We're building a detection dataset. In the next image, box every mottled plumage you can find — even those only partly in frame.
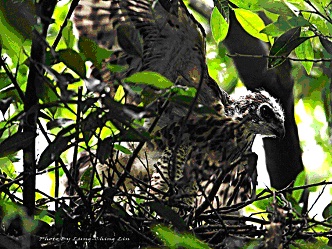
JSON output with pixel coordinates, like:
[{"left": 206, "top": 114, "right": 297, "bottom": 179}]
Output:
[
  {"left": 73, "top": 0, "right": 285, "bottom": 210},
  {"left": 74, "top": 0, "right": 231, "bottom": 121},
  {"left": 150, "top": 91, "right": 284, "bottom": 208}
]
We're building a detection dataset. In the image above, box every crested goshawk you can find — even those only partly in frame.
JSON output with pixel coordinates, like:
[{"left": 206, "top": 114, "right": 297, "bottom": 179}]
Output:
[{"left": 73, "top": 0, "right": 285, "bottom": 208}]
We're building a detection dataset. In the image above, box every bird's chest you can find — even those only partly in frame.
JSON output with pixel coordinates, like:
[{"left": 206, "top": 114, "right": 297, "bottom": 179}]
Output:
[{"left": 187, "top": 125, "right": 255, "bottom": 170}]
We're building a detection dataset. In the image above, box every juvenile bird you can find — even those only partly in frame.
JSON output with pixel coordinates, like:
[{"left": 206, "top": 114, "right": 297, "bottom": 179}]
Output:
[{"left": 150, "top": 90, "right": 284, "bottom": 209}]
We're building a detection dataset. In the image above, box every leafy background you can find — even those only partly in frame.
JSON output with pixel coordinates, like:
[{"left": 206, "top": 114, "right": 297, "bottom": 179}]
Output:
[{"left": 0, "top": 0, "right": 331, "bottom": 248}]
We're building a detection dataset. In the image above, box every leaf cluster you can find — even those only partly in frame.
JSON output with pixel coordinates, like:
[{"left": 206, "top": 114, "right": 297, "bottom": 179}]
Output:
[{"left": 0, "top": 0, "right": 331, "bottom": 248}]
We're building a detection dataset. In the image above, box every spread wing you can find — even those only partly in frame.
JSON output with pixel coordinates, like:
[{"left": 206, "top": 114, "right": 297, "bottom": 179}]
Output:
[
  {"left": 73, "top": 0, "right": 229, "bottom": 111},
  {"left": 73, "top": 1, "right": 256, "bottom": 209}
]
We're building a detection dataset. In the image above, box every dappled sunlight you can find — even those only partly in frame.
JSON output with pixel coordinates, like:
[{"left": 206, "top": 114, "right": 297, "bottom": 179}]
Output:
[
  {"left": 1, "top": 0, "right": 331, "bottom": 247},
  {"left": 295, "top": 99, "right": 328, "bottom": 174}
]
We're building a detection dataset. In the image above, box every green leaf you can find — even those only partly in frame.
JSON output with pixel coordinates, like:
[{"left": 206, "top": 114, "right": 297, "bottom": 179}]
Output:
[
  {"left": 152, "top": 225, "right": 211, "bottom": 249},
  {"left": 309, "top": 0, "right": 327, "bottom": 18},
  {"left": 261, "top": 1, "right": 296, "bottom": 16},
  {"left": 261, "top": 16, "right": 311, "bottom": 37},
  {"left": 283, "top": 1, "right": 301, "bottom": 16},
  {"left": 284, "top": 16, "right": 311, "bottom": 28},
  {"left": 292, "top": 171, "right": 306, "bottom": 202},
  {"left": 0, "top": 14, "right": 27, "bottom": 59},
  {"left": 114, "top": 144, "right": 132, "bottom": 155},
  {"left": 123, "top": 71, "right": 173, "bottom": 89},
  {"left": 78, "top": 37, "right": 113, "bottom": 68},
  {"left": 0, "top": 1, "right": 35, "bottom": 56},
  {"left": 269, "top": 27, "right": 309, "bottom": 68},
  {"left": 58, "top": 49, "right": 86, "bottom": 78},
  {"left": 147, "top": 202, "right": 187, "bottom": 232},
  {"left": 107, "top": 64, "right": 129, "bottom": 73},
  {"left": 0, "top": 200, "right": 38, "bottom": 233},
  {"left": 233, "top": 9, "right": 269, "bottom": 42},
  {"left": 0, "top": 157, "right": 16, "bottom": 179},
  {"left": 37, "top": 133, "right": 75, "bottom": 171},
  {"left": 115, "top": 129, "right": 150, "bottom": 142},
  {"left": 322, "top": 202, "right": 332, "bottom": 223},
  {"left": 0, "top": 73, "right": 12, "bottom": 90},
  {"left": 229, "top": 0, "right": 267, "bottom": 11},
  {"left": 37, "top": 78, "right": 59, "bottom": 113},
  {"left": 252, "top": 196, "right": 272, "bottom": 210},
  {"left": 0, "top": 132, "right": 36, "bottom": 158},
  {"left": 62, "top": 20, "right": 76, "bottom": 49},
  {"left": 210, "top": 7, "right": 229, "bottom": 44},
  {"left": 295, "top": 38, "right": 314, "bottom": 74},
  {"left": 171, "top": 86, "right": 197, "bottom": 97}
]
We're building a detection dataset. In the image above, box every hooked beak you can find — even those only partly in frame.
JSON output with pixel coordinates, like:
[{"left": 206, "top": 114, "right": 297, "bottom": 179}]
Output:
[{"left": 271, "top": 125, "right": 285, "bottom": 139}]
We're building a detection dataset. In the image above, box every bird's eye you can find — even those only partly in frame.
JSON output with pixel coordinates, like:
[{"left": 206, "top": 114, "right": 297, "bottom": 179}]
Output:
[{"left": 259, "top": 105, "right": 274, "bottom": 120}]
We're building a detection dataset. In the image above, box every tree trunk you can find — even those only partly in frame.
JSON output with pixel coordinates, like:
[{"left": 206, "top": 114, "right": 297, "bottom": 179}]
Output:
[
  {"left": 223, "top": 10, "right": 303, "bottom": 189},
  {"left": 189, "top": 1, "right": 304, "bottom": 189}
]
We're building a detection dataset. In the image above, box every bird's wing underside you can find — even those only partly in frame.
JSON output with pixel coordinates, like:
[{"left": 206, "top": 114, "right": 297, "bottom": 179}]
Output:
[{"left": 74, "top": 0, "right": 229, "bottom": 109}]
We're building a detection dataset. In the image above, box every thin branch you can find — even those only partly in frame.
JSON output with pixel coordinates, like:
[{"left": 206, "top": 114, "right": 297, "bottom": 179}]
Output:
[
  {"left": 304, "top": 0, "right": 332, "bottom": 23},
  {"left": 35, "top": 119, "right": 93, "bottom": 217},
  {"left": 69, "top": 87, "right": 83, "bottom": 199},
  {"left": 114, "top": 95, "right": 171, "bottom": 190},
  {"left": 0, "top": 56, "right": 26, "bottom": 102},
  {"left": 52, "top": 0, "right": 80, "bottom": 49},
  {"left": 306, "top": 184, "right": 327, "bottom": 216},
  {"left": 227, "top": 53, "right": 332, "bottom": 62}
]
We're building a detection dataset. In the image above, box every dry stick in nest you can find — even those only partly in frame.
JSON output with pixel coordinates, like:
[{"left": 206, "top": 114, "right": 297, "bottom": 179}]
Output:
[
  {"left": 192, "top": 182, "right": 332, "bottom": 243},
  {"left": 114, "top": 95, "right": 172, "bottom": 194},
  {"left": 169, "top": 62, "right": 207, "bottom": 195},
  {"left": 35, "top": 114, "right": 93, "bottom": 216},
  {"left": 193, "top": 120, "right": 253, "bottom": 217}
]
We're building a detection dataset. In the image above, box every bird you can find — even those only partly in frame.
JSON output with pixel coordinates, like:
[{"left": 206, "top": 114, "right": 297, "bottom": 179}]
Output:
[
  {"left": 72, "top": 0, "right": 232, "bottom": 196},
  {"left": 73, "top": 0, "right": 232, "bottom": 122},
  {"left": 72, "top": 0, "right": 285, "bottom": 210},
  {"left": 149, "top": 90, "right": 284, "bottom": 209}
]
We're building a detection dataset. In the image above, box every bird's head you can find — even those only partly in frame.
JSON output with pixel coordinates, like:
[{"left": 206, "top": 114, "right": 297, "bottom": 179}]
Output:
[{"left": 230, "top": 90, "right": 285, "bottom": 138}]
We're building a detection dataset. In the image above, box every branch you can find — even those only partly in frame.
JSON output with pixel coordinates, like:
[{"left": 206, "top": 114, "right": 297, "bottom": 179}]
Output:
[
  {"left": 0, "top": 56, "right": 26, "bottom": 102},
  {"left": 223, "top": 9, "right": 304, "bottom": 190},
  {"left": 23, "top": 1, "right": 57, "bottom": 218},
  {"left": 52, "top": 0, "right": 80, "bottom": 49},
  {"left": 227, "top": 53, "right": 332, "bottom": 62},
  {"left": 190, "top": 0, "right": 304, "bottom": 189}
]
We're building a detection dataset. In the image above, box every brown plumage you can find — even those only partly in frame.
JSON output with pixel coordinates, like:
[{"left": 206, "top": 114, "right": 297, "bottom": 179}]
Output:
[
  {"left": 74, "top": 0, "right": 232, "bottom": 124},
  {"left": 150, "top": 90, "right": 284, "bottom": 208},
  {"left": 73, "top": 0, "right": 285, "bottom": 209}
]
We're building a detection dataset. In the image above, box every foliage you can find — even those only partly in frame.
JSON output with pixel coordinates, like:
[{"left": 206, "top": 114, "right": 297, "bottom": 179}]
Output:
[
  {"left": 152, "top": 225, "right": 211, "bottom": 249},
  {"left": 209, "top": 0, "right": 331, "bottom": 193},
  {"left": 0, "top": 0, "right": 331, "bottom": 248}
]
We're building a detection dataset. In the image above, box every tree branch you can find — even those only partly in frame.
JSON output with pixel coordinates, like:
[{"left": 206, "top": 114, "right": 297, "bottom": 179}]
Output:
[
  {"left": 23, "top": 0, "right": 57, "bottom": 217},
  {"left": 189, "top": 0, "right": 304, "bottom": 189}
]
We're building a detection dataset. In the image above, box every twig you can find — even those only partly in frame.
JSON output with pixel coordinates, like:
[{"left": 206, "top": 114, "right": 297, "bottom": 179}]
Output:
[
  {"left": 304, "top": 0, "right": 332, "bottom": 23},
  {"left": 69, "top": 87, "right": 83, "bottom": 199},
  {"left": 194, "top": 178, "right": 228, "bottom": 234},
  {"left": 0, "top": 56, "right": 25, "bottom": 102},
  {"left": 227, "top": 53, "right": 332, "bottom": 63},
  {"left": 195, "top": 156, "right": 248, "bottom": 216},
  {"left": 306, "top": 184, "right": 327, "bottom": 216},
  {"left": 114, "top": 94, "right": 171, "bottom": 190},
  {"left": 52, "top": 0, "right": 80, "bottom": 49},
  {"left": 35, "top": 120, "right": 93, "bottom": 217}
]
